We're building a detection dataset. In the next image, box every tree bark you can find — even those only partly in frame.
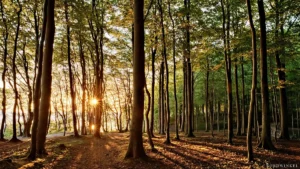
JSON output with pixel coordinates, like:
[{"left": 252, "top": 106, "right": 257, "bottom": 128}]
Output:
[
  {"left": 10, "top": 0, "right": 22, "bottom": 142},
  {"left": 125, "top": 0, "right": 146, "bottom": 158},
  {"left": 235, "top": 60, "right": 241, "bottom": 136},
  {"left": 28, "top": 0, "right": 48, "bottom": 160},
  {"left": 275, "top": 0, "right": 289, "bottom": 140},
  {"left": 22, "top": 39, "right": 33, "bottom": 137},
  {"left": 65, "top": 0, "right": 79, "bottom": 137},
  {"left": 221, "top": 0, "right": 233, "bottom": 144},
  {"left": 158, "top": 0, "right": 171, "bottom": 144},
  {"left": 168, "top": 0, "right": 179, "bottom": 140},
  {"left": 0, "top": 0, "right": 8, "bottom": 140},
  {"left": 36, "top": 0, "right": 55, "bottom": 155},
  {"left": 246, "top": 0, "right": 257, "bottom": 161},
  {"left": 79, "top": 37, "right": 87, "bottom": 135},
  {"left": 257, "top": 0, "right": 275, "bottom": 150}
]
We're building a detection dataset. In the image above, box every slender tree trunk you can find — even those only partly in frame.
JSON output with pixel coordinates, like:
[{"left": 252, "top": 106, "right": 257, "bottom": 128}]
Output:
[
  {"left": 158, "top": 0, "right": 171, "bottom": 144},
  {"left": 125, "top": 0, "right": 146, "bottom": 158},
  {"left": 168, "top": 0, "right": 179, "bottom": 140},
  {"left": 145, "top": 84, "right": 155, "bottom": 150},
  {"left": 257, "top": 0, "right": 275, "bottom": 150},
  {"left": 22, "top": 40, "right": 33, "bottom": 137},
  {"left": 241, "top": 56, "right": 246, "bottom": 135},
  {"left": 221, "top": 0, "right": 233, "bottom": 144},
  {"left": 65, "top": 0, "right": 79, "bottom": 137},
  {"left": 185, "top": 0, "right": 194, "bottom": 138},
  {"left": 181, "top": 61, "right": 186, "bottom": 132},
  {"left": 235, "top": 60, "right": 241, "bottom": 136},
  {"left": 246, "top": 0, "right": 257, "bottom": 161},
  {"left": 28, "top": 0, "right": 48, "bottom": 160},
  {"left": 205, "top": 56, "right": 209, "bottom": 132},
  {"left": 274, "top": 0, "right": 289, "bottom": 140},
  {"left": 36, "top": 0, "right": 55, "bottom": 154},
  {"left": 79, "top": 37, "right": 87, "bottom": 135},
  {"left": 0, "top": 0, "right": 8, "bottom": 140},
  {"left": 10, "top": 1, "right": 22, "bottom": 142},
  {"left": 160, "top": 62, "right": 165, "bottom": 135},
  {"left": 150, "top": 36, "right": 157, "bottom": 137}
]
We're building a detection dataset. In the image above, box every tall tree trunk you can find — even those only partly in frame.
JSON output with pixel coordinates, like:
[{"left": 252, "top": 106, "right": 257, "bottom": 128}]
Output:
[
  {"left": 160, "top": 62, "right": 165, "bottom": 134},
  {"left": 158, "top": 0, "right": 171, "bottom": 144},
  {"left": 181, "top": 60, "right": 186, "bottom": 132},
  {"left": 28, "top": 0, "right": 48, "bottom": 160},
  {"left": 150, "top": 3, "right": 157, "bottom": 138},
  {"left": 168, "top": 0, "right": 179, "bottom": 140},
  {"left": 65, "top": 0, "right": 79, "bottom": 137},
  {"left": 185, "top": 0, "right": 194, "bottom": 137},
  {"left": 275, "top": 0, "right": 289, "bottom": 140},
  {"left": 241, "top": 56, "right": 246, "bottom": 135},
  {"left": 145, "top": 84, "right": 155, "bottom": 150},
  {"left": 221, "top": 0, "right": 233, "bottom": 144},
  {"left": 257, "top": 0, "right": 275, "bottom": 150},
  {"left": 235, "top": 60, "right": 241, "bottom": 136},
  {"left": 79, "top": 37, "right": 87, "bottom": 135},
  {"left": 10, "top": 0, "right": 22, "bottom": 142},
  {"left": 0, "top": 0, "right": 8, "bottom": 140},
  {"left": 125, "top": 0, "right": 146, "bottom": 158},
  {"left": 36, "top": 0, "right": 55, "bottom": 155},
  {"left": 205, "top": 56, "right": 209, "bottom": 132},
  {"left": 246, "top": 0, "right": 257, "bottom": 161},
  {"left": 22, "top": 39, "right": 33, "bottom": 137}
]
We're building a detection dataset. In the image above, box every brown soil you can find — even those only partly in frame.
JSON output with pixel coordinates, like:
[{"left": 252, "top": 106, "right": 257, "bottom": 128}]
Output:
[{"left": 0, "top": 131, "right": 299, "bottom": 169}]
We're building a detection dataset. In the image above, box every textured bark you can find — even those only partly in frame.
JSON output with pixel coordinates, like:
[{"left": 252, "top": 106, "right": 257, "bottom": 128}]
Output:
[
  {"left": 235, "top": 61, "right": 241, "bottom": 136},
  {"left": 28, "top": 0, "right": 48, "bottom": 160},
  {"left": 158, "top": 0, "right": 171, "bottom": 144},
  {"left": 181, "top": 61, "right": 186, "bottom": 132},
  {"left": 246, "top": 0, "right": 257, "bottom": 161},
  {"left": 160, "top": 62, "right": 165, "bottom": 135},
  {"left": 185, "top": 0, "right": 194, "bottom": 138},
  {"left": 145, "top": 84, "right": 155, "bottom": 150},
  {"left": 36, "top": 0, "right": 55, "bottom": 154},
  {"left": 65, "top": 0, "right": 79, "bottom": 137},
  {"left": 0, "top": 0, "right": 8, "bottom": 140},
  {"left": 257, "top": 0, "right": 275, "bottom": 150},
  {"left": 274, "top": 0, "right": 289, "bottom": 140},
  {"left": 10, "top": 1, "right": 22, "bottom": 142},
  {"left": 205, "top": 56, "right": 209, "bottom": 132},
  {"left": 125, "top": 0, "right": 146, "bottom": 158},
  {"left": 22, "top": 40, "right": 33, "bottom": 137},
  {"left": 221, "top": 0, "right": 233, "bottom": 144},
  {"left": 168, "top": 0, "right": 179, "bottom": 140},
  {"left": 79, "top": 37, "right": 87, "bottom": 135},
  {"left": 241, "top": 56, "right": 246, "bottom": 135}
]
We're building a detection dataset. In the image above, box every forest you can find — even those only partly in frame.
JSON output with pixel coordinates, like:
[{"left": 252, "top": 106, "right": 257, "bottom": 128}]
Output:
[{"left": 0, "top": 0, "right": 300, "bottom": 168}]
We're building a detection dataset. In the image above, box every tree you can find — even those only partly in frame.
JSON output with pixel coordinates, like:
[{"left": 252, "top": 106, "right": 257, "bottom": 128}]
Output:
[
  {"left": 28, "top": 0, "right": 48, "bottom": 160},
  {"left": 64, "top": 0, "right": 79, "bottom": 137},
  {"left": 221, "top": 0, "right": 233, "bottom": 144},
  {"left": 125, "top": 0, "right": 146, "bottom": 159},
  {"left": 246, "top": 0, "right": 257, "bottom": 161},
  {"left": 168, "top": 0, "right": 179, "bottom": 140},
  {"left": 274, "top": 0, "right": 289, "bottom": 140},
  {"left": 36, "top": 0, "right": 55, "bottom": 155},
  {"left": 10, "top": 0, "right": 22, "bottom": 142},
  {"left": 257, "top": 0, "right": 275, "bottom": 150},
  {"left": 158, "top": 0, "right": 171, "bottom": 144},
  {"left": 185, "top": 0, "right": 194, "bottom": 138},
  {"left": 0, "top": 0, "right": 9, "bottom": 141}
]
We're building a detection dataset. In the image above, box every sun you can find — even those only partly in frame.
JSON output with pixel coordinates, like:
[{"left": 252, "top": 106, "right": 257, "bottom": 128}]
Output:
[{"left": 90, "top": 98, "right": 98, "bottom": 105}]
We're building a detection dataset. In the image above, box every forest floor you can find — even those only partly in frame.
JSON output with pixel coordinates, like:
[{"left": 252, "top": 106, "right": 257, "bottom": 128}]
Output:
[{"left": 0, "top": 131, "right": 300, "bottom": 169}]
